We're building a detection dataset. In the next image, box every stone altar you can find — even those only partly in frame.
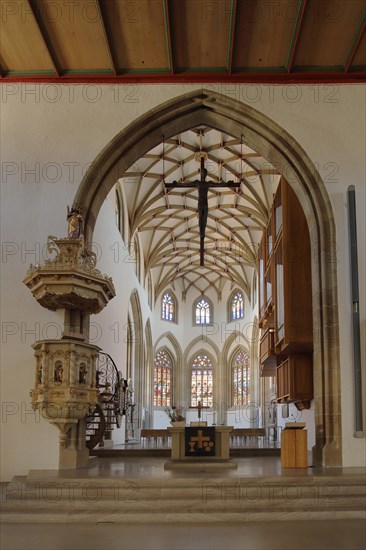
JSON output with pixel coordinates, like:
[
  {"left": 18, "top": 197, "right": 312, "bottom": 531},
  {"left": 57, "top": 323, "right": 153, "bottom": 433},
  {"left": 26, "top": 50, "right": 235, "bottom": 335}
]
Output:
[{"left": 165, "top": 425, "right": 237, "bottom": 470}]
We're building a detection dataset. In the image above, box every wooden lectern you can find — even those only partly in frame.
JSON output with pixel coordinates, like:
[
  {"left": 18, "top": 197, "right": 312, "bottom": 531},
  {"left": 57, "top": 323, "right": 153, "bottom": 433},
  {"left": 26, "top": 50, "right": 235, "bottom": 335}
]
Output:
[{"left": 281, "top": 425, "right": 308, "bottom": 468}]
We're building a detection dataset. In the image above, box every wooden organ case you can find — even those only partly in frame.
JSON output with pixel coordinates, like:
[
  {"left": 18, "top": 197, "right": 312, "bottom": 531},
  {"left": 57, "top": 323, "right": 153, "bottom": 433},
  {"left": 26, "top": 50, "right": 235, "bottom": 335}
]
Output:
[{"left": 258, "top": 178, "right": 313, "bottom": 409}]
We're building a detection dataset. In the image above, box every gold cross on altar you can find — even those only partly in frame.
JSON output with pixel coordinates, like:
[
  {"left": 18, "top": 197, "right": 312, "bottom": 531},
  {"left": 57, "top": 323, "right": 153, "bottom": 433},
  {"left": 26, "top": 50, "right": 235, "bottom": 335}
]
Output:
[{"left": 188, "top": 429, "right": 210, "bottom": 452}]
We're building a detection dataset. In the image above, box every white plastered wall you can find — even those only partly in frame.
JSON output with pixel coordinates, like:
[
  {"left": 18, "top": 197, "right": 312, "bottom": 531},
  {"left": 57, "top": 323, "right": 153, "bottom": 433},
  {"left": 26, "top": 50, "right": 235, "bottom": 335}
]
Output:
[{"left": 1, "top": 83, "right": 365, "bottom": 480}]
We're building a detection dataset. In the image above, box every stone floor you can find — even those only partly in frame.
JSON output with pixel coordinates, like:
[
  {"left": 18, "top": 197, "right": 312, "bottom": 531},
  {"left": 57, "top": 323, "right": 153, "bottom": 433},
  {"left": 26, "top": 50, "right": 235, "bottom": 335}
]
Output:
[
  {"left": 57, "top": 454, "right": 364, "bottom": 478},
  {"left": 1, "top": 519, "right": 366, "bottom": 550}
]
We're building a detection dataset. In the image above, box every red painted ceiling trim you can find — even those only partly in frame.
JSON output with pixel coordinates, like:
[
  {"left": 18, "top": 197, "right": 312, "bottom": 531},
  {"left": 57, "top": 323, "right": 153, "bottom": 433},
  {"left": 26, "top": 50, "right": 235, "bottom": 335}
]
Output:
[{"left": 1, "top": 73, "right": 364, "bottom": 84}]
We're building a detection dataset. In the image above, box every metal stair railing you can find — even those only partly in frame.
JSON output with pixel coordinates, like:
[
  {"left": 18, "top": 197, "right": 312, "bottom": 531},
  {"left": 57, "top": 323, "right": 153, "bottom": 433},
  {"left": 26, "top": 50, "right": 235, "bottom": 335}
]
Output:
[{"left": 86, "top": 352, "right": 129, "bottom": 450}]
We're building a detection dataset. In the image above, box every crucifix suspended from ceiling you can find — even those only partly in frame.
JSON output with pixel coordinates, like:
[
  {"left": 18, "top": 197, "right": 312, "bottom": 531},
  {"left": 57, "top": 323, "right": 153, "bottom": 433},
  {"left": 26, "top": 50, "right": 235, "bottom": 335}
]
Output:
[{"left": 164, "top": 151, "right": 241, "bottom": 267}]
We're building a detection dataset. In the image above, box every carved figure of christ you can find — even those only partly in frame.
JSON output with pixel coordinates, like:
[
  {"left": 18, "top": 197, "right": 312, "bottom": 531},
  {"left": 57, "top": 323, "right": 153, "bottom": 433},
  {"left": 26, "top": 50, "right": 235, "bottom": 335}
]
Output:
[{"left": 164, "top": 155, "right": 240, "bottom": 266}]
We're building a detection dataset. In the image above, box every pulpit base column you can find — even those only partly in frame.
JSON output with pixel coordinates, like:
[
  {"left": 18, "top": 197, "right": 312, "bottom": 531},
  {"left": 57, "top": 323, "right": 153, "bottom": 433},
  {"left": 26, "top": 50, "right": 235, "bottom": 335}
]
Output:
[{"left": 59, "top": 420, "right": 89, "bottom": 469}]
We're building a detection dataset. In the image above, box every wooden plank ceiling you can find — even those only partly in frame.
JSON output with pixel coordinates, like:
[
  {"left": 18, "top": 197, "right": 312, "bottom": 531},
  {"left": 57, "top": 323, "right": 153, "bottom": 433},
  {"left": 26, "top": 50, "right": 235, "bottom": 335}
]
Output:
[{"left": 0, "top": 0, "right": 365, "bottom": 82}]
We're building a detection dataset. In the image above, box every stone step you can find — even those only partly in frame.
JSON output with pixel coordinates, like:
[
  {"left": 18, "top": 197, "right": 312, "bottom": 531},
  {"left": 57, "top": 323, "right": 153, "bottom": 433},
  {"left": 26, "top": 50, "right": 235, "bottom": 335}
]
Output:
[
  {"left": 8, "top": 473, "right": 365, "bottom": 485},
  {"left": 4, "top": 483, "right": 365, "bottom": 501},
  {"left": 2, "top": 473, "right": 364, "bottom": 523},
  {"left": 2, "top": 494, "right": 365, "bottom": 511},
  {"left": 4, "top": 476, "right": 365, "bottom": 493},
  {"left": 2, "top": 508, "right": 365, "bottom": 524},
  {"left": 2, "top": 491, "right": 365, "bottom": 508}
]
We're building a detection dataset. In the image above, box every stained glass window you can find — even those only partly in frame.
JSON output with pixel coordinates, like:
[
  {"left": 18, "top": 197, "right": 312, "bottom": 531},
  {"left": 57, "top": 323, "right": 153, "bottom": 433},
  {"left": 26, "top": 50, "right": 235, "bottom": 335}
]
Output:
[
  {"left": 191, "top": 353, "right": 213, "bottom": 407},
  {"left": 195, "top": 297, "right": 211, "bottom": 325},
  {"left": 232, "top": 349, "right": 250, "bottom": 406},
  {"left": 154, "top": 350, "right": 172, "bottom": 407},
  {"left": 161, "top": 291, "right": 175, "bottom": 322},
  {"left": 230, "top": 291, "right": 244, "bottom": 320}
]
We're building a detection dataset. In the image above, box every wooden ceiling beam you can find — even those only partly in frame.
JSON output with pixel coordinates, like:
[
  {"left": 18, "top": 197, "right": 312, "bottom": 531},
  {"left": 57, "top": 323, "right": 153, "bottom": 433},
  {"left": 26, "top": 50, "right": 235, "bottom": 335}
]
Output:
[
  {"left": 344, "top": 16, "right": 366, "bottom": 73},
  {"left": 163, "top": 0, "right": 175, "bottom": 75},
  {"left": 96, "top": 0, "right": 117, "bottom": 76},
  {"left": 286, "top": 0, "right": 308, "bottom": 74},
  {"left": 27, "top": 0, "right": 60, "bottom": 76},
  {"left": 227, "top": 0, "right": 238, "bottom": 74}
]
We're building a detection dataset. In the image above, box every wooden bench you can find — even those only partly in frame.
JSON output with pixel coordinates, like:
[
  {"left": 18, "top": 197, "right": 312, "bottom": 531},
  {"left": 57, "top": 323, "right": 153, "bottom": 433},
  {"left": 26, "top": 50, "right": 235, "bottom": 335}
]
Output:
[
  {"left": 230, "top": 428, "right": 266, "bottom": 447},
  {"left": 140, "top": 429, "right": 171, "bottom": 447}
]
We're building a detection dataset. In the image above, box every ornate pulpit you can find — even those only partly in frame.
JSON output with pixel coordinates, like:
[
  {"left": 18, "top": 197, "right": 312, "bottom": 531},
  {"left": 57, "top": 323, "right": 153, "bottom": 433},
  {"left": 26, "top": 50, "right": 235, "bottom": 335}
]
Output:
[{"left": 23, "top": 210, "right": 115, "bottom": 468}]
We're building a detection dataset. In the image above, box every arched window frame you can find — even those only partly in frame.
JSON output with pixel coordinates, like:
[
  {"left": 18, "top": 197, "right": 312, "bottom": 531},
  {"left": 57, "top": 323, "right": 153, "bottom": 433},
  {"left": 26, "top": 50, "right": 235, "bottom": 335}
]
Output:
[
  {"left": 153, "top": 348, "right": 174, "bottom": 408},
  {"left": 230, "top": 347, "right": 251, "bottom": 407},
  {"left": 189, "top": 351, "right": 214, "bottom": 408},
  {"left": 161, "top": 289, "right": 177, "bottom": 323},
  {"left": 193, "top": 295, "right": 213, "bottom": 326},
  {"left": 228, "top": 289, "right": 244, "bottom": 322}
]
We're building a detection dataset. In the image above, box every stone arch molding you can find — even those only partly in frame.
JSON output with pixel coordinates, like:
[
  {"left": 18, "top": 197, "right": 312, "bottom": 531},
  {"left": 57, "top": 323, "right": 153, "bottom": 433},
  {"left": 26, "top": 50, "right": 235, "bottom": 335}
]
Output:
[
  {"left": 74, "top": 89, "right": 341, "bottom": 466},
  {"left": 154, "top": 332, "right": 183, "bottom": 361}
]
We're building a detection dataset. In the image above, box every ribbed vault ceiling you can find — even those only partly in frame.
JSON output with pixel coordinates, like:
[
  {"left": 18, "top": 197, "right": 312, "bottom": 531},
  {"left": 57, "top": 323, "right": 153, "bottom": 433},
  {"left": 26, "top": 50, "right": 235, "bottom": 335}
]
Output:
[{"left": 120, "top": 126, "right": 281, "bottom": 300}]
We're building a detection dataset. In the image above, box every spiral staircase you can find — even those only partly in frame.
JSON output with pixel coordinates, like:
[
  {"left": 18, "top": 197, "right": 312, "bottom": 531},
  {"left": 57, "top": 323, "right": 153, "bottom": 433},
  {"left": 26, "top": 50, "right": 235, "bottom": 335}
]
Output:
[{"left": 86, "top": 352, "right": 127, "bottom": 450}]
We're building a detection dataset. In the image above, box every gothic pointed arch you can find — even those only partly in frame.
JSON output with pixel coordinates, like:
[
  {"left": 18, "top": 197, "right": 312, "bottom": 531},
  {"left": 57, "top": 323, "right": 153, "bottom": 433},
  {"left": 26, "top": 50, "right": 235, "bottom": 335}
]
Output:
[
  {"left": 221, "top": 330, "right": 251, "bottom": 360},
  {"left": 154, "top": 332, "right": 183, "bottom": 363},
  {"left": 184, "top": 335, "right": 220, "bottom": 366},
  {"left": 74, "top": 89, "right": 342, "bottom": 465}
]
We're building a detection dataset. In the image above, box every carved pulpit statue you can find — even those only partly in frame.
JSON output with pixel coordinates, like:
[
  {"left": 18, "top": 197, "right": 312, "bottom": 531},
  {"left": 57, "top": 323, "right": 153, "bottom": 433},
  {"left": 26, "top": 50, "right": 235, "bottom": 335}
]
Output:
[{"left": 67, "top": 206, "right": 83, "bottom": 239}]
